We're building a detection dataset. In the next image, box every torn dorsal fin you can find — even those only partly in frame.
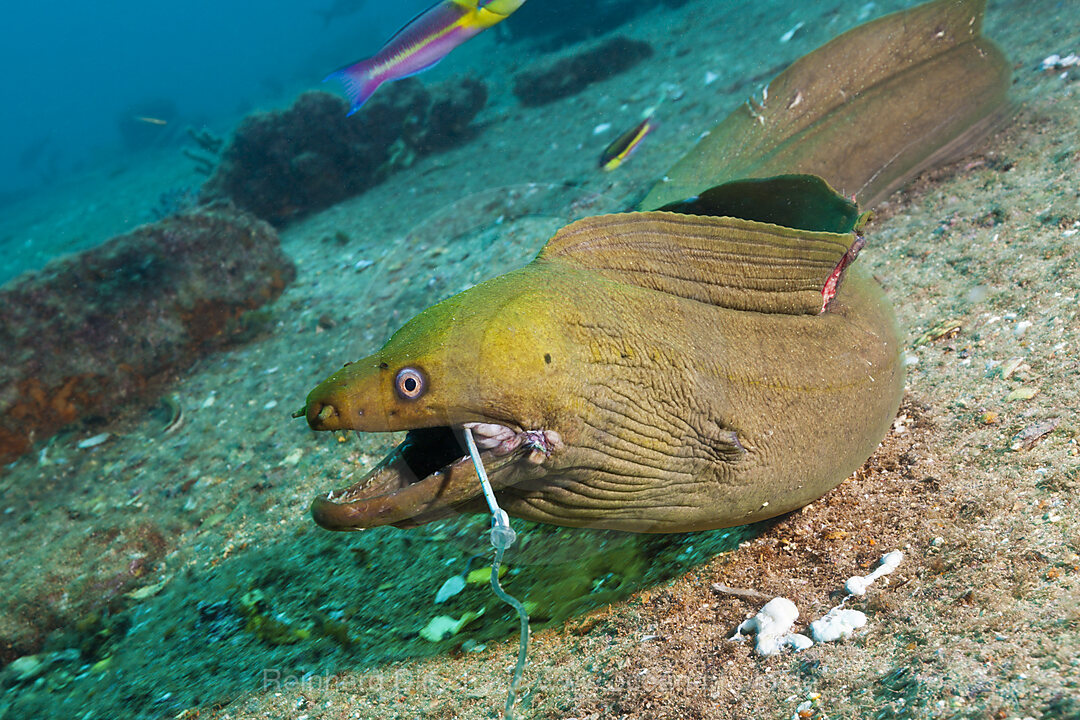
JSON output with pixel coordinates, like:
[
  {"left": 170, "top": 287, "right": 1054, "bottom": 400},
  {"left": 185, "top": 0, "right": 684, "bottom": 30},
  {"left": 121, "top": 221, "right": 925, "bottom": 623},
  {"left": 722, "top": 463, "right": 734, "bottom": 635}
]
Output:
[
  {"left": 537, "top": 210, "right": 861, "bottom": 316},
  {"left": 655, "top": 174, "right": 864, "bottom": 234}
]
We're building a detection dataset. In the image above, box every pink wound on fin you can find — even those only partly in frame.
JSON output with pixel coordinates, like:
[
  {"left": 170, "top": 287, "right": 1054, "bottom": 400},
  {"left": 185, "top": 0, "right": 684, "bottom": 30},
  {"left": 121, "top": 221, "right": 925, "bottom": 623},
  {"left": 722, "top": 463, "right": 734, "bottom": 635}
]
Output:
[{"left": 820, "top": 235, "right": 866, "bottom": 313}]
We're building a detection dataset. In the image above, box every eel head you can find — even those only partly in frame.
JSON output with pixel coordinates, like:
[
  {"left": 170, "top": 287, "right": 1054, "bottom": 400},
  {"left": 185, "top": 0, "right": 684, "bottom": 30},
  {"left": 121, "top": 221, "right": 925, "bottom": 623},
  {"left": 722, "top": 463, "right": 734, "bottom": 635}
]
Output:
[
  {"left": 298, "top": 175, "right": 878, "bottom": 533},
  {"left": 299, "top": 270, "right": 572, "bottom": 530}
]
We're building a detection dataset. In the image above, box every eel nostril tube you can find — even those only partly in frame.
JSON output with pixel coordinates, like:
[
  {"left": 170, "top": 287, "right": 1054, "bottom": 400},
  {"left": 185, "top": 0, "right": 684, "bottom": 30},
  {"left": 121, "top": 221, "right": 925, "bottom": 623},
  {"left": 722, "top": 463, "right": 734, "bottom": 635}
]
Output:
[{"left": 306, "top": 402, "right": 339, "bottom": 429}]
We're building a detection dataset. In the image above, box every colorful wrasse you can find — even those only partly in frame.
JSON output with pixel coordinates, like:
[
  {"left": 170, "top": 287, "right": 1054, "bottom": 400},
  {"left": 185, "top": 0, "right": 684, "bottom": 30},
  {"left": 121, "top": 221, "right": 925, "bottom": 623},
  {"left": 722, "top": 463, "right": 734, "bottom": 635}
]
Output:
[
  {"left": 599, "top": 117, "right": 655, "bottom": 171},
  {"left": 326, "top": 0, "right": 527, "bottom": 115}
]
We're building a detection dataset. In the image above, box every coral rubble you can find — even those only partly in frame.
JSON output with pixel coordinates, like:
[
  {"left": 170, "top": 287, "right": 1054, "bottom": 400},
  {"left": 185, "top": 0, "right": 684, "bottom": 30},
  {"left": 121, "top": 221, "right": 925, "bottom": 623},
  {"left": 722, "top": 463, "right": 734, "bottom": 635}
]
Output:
[
  {"left": 0, "top": 204, "right": 295, "bottom": 465},
  {"left": 511, "top": 36, "right": 653, "bottom": 107},
  {"left": 200, "top": 77, "right": 488, "bottom": 224}
]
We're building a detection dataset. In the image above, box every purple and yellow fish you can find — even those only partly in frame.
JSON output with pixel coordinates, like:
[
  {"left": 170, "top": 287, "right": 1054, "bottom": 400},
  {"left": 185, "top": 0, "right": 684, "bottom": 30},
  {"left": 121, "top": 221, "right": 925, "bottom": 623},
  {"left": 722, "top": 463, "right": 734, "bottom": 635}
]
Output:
[
  {"left": 326, "top": 0, "right": 527, "bottom": 115},
  {"left": 599, "top": 117, "right": 656, "bottom": 171}
]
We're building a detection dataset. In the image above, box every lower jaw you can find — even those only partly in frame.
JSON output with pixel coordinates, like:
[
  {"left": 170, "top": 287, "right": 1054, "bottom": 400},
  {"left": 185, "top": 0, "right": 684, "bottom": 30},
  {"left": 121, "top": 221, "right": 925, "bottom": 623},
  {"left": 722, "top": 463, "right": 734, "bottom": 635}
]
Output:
[{"left": 310, "top": 424, "right": 554, "bottom": 531}]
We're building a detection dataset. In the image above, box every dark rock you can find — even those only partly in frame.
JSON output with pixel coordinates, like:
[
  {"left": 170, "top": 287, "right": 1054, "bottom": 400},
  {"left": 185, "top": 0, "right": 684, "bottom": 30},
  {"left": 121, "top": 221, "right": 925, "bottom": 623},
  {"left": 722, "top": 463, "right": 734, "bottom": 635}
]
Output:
[
  {"left": 0, "top": 204, "right": 296, "bottom": 465},
  {"left": 417, "top": 76, "right": 488, "bottom": 154},
  {"left": 505, "top": 0, "right": 683, "bottom": 50},
  {"left": 512, "top": 36, "right": 654, "bottom": 107},
  {"left": 201, "top": 76, "right": 487, "bottom": 225}
]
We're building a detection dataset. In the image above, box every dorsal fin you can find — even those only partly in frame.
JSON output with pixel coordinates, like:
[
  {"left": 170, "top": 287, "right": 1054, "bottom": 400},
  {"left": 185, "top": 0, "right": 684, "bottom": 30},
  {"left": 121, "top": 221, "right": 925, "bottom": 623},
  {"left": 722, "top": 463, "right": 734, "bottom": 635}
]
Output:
[
  {"left": 537, "top": 214, "right": 855, "bottom": 316},
  {"left": 538, "top": 174, "right": 863, "bottom": 315},
  {"left": 656, "top": 174, "right": 862, "bottom": 234}
]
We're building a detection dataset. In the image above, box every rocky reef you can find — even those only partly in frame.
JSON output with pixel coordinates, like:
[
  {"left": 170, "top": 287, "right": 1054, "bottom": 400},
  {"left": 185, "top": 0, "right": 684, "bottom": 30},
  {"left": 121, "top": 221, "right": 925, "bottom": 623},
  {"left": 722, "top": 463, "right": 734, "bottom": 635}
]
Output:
[
  {"left": 512, "top": 36, "right": 654, "bottom": 107},
  {"left": 200, "top": 77, "right": 488, "bottom": 224},
  {"left": 0, "top": 204, "right": 295, "bottom": 465},
  {"left": 506, "top": 0, "right": 690, "bottom": 49}
]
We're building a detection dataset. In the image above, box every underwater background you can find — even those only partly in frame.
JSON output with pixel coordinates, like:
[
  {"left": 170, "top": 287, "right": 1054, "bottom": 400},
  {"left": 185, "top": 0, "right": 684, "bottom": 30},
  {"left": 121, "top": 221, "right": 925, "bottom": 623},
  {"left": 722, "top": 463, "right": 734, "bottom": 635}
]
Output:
[{"left": 2, "top": 0, "right": 1080, "bottom": 718}]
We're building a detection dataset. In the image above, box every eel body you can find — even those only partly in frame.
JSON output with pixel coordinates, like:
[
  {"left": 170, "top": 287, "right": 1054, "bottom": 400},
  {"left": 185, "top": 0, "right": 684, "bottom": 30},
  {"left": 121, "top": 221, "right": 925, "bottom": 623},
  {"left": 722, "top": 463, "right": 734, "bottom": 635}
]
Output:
[
  {"left": 640, "top": 0, "right": 1013, "bottom": 210},
  {"left": 298, "top": 0, "right": 1012, "bottom": 533},
  {"left": 302, "top": 178, "right": 903, "bottom": 532}
]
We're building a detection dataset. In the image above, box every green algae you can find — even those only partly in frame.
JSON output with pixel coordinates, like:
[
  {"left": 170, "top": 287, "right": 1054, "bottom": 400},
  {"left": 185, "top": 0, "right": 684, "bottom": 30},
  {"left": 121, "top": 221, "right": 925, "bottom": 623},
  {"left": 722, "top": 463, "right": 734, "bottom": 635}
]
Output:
[{"left": 238, "top": 589, "right": 311, "bottom": 646}]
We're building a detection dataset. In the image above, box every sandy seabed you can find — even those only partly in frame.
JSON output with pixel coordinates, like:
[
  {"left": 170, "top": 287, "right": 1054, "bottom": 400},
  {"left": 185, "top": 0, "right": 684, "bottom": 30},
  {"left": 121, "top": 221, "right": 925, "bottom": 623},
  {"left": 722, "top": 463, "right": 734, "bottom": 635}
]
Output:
[{"left": 1, "top": 0, "right": 1079, "bottom": 718}]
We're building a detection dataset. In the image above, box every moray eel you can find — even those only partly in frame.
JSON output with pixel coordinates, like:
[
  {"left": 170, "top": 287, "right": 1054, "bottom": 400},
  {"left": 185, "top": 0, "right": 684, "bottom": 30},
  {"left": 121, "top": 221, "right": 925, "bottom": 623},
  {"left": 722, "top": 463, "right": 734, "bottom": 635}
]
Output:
[
  {"left": 297, "top": 0, "right": 1012, "bottom": 533},
  {"left": 300, "top": 175, "right": 902, "bottom": 532},
  {"left": 642, "top": 0, "right": 1013, "bottom": 210}
]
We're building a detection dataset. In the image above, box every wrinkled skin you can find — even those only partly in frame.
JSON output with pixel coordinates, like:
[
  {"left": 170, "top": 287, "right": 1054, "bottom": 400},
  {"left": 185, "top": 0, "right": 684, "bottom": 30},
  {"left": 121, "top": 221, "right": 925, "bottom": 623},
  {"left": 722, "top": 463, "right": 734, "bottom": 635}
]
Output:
[{"left": 301, "top": 207, "right": 904, "bottom": 533}]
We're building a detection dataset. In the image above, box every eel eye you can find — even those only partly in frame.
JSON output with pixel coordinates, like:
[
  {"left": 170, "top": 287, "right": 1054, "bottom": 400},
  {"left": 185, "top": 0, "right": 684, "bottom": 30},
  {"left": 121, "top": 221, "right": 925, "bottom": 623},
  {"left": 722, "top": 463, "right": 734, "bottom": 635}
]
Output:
[{"left": 394, "top": 367, "right": 425, "bottom": 400}]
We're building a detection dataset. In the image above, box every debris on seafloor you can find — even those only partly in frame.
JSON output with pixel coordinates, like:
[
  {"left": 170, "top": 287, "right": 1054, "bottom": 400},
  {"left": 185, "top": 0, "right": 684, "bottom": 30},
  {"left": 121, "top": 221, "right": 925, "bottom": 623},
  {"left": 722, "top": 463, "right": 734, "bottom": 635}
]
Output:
[
  {"left": 845, "top": 550, "right": 904, "bottom": 597},
  {"left": 809, "top": 606, "right": 867, "bottom": 643},
  {"left": 419, "top": 609, "right": 485, "bottom": 643},
  {"left": 791, "top": 691, "right": 827, "bottom": 720},
  {"left": 1005, "top": 386, "right": 1040, "bottom": 402},
  {"left": 435, "top": 574, "right": 467, "bottom": 604},
  {"left": 1039, "top": 53, "right": 1079, "bottom": 72},
  {"left": 730, "top": 597, "right": 813, "bottom": 656},
  {"left": 5, "top": 649, "right": 81, "bottom": 684},
  {"left": 912, "top": 317, "right": 963, "bottom": 347},
  {"left": 161, "top": 394, "right": 184, "bottom": 434},
  {"left": 731, "top": 551, "right": 905, "bottom": 656},
  {"left": 1000, "top": 355, "right": 1027, "bottom": 380},
  {"left": 77, "top": 432, "right": 112, "bottom": 450},
  {"left": 1009, "top": 417, "right": 1061, "bottom": 452},
  {"left": 779, "top": 21, "right": 805, "bottom": 44},
  {"left": 711, "top": 583, "right": 771, "bottom": 602}
]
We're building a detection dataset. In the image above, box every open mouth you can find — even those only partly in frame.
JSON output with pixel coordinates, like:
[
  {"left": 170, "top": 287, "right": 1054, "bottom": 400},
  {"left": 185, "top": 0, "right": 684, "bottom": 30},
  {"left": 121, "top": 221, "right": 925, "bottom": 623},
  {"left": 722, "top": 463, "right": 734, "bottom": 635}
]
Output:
[{"left": 310, "top": 423, "right": 561, "bottom": 531}]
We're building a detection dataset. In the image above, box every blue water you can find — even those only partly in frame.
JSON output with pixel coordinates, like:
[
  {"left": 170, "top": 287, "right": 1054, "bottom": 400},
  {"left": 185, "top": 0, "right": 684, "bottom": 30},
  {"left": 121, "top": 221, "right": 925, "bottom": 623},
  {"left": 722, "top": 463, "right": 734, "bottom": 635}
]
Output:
[{"left": 0, "top": 0, "right": 430, "bottom": 198}]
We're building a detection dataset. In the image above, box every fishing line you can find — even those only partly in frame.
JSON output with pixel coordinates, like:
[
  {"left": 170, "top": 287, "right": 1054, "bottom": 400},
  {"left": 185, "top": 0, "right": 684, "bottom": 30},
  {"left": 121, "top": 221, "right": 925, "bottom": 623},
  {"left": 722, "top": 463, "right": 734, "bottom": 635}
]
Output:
[{"left": 462, "top": 427, "right": 530, "bottom": 720}]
